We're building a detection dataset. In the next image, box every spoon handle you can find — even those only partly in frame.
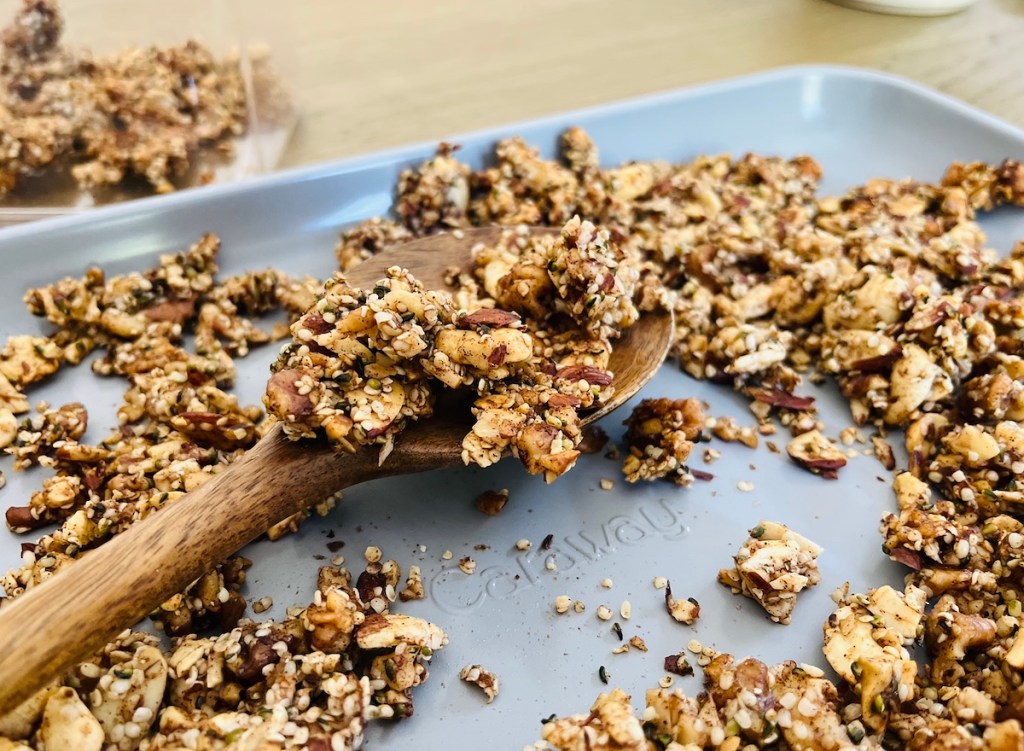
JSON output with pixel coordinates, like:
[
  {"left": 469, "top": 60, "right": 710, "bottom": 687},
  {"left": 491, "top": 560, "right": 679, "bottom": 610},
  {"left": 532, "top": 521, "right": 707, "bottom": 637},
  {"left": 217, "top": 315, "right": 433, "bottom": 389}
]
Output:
[{"left": 0, "top": 423, "right": 383, "bottom": 717}]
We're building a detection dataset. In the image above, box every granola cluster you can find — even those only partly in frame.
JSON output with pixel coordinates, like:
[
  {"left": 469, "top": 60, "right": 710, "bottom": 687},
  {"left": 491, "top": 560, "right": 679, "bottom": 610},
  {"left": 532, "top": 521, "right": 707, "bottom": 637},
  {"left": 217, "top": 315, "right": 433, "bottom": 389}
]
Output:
[
  {"left": 268, "top": 218, "right": 644, "bottom": 482},
  {"left": 621, "top": 397, "right": 706, "bottom": 485},
  {"left": 717, "top": 521, "right": 823, "bottom": 626},
  {"left": 0, "top": 0, "right": 250, "bottom": 198},
  {"left": 0, "top": 562, "right": 446, "bottom": 750}
]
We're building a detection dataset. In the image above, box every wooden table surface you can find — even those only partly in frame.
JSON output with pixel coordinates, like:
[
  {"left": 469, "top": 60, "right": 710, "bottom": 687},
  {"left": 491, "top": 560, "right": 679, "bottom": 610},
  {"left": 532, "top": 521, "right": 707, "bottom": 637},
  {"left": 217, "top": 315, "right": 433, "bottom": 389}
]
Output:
[{"left": 279, "top": 0, "right": 1024, "bottom": 169}]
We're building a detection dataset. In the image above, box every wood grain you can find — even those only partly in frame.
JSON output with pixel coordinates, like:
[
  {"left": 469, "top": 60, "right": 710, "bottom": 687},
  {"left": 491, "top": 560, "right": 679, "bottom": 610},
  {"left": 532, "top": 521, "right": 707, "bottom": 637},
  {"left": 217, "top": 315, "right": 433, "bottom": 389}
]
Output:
[
  {"left": 1, "top": 0, "right": 1019, "bottom": 171},
  {"left": 273, "top": 0, "right": 1024, "bottom": 168},
  {"left": 0, "top": 227, "right": 672, "bottom": 716}
]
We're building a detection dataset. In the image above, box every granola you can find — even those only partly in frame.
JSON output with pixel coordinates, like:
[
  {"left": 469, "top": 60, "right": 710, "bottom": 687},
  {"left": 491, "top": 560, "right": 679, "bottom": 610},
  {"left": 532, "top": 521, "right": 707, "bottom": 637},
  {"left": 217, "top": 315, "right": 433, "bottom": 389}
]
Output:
[
  {"left": 621, "top": 397, "right": 705, "bottom": 485},
  {"left": 0, "top": 564, "right": 445, "bottom": 750},
  {"left": 266, "top": 218, "right": 643, "bottom": 482},
  {"left": 0, "top": 0, "right": 260, "bottom": 200},
  {"left": 0, "top": 235, "right": 318, "bottom": 598},
  {"left": 718, "top": 521, "right": 823, "bottom": 626},
  {"left": 4, "top": 122, "right": 1024, "bottom": 750}
]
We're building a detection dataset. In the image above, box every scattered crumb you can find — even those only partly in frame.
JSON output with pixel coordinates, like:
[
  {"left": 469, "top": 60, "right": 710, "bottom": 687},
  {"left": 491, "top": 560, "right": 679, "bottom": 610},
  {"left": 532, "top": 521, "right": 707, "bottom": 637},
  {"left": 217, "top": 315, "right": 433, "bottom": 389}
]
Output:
[
  {"left": 596, "top": 605, "right": 613, "bottom": 621},
  {"left": 619, "top": 600, "right": 632, "bottom": 620},
  {"left": 573, "top": 600, "right": 586, "bottom": 614},
  {"left": 600, "top": 577, "right": 613, "bottom": 589},
  {"left": 665, "top": 582, "right": 700, "bottom": 625},
  {"left": 399, "top": 565, "right": 425, "bottom": 601},
  {"left": 364, "top": 546, "right": 382, "bottom": 563},
  {"left": 628, "top": 635, "right": 648, "bottom": 652},
  {"left": 554, "top": 595, "right": 571, "bottom": 614},
  {"left": 872, "top": 435, "right": 896, "bottom": 470},
  {"left": 441, "top": 550, "right": 453, "bottom": 560},
  {"left": 737, "top": 480, "right": 754, "bottom": 492},
  {"left": 658, "top": 675, "right": 674, "bottom": 688},
  {"left": 460, "top": 664, "right": 499, "bottom": 703},
  {"left": 599, "top": 477, "right": 614, "bottom": 491},
  {"left": 474, "top": 488, "right": 509, "bottom": 516},
  {"left": 710, "top": 415, "right": 758, "bottom": 449},
  {"left": 541, "top": 533, "right": 555, "bottom": 550},
  {"left": 703, "top": 448, "right": 721, "bottom": 464},
  {"left": 515, "top": 538, "right": 533, "bottom": 551},
  {"left": 652, "top": 576, "right": 667, "bottom": 590},
  {"left": 766, "top": 441, "right": 780, "bottom": 454},
  {"left": 251, "top": 596, "right": 273, "bottom": 614},
  {"left": 663, "top": 652, "right": 694, "bottom": 677},
  {"left": 545, "top": 556, "right": 557, "bottom": 572},
  {"left": 458, "top": 556, "right": 477, "bottom": 574},
  {"left": 612, "top": 644, "right": 630, "bottom": 655}
]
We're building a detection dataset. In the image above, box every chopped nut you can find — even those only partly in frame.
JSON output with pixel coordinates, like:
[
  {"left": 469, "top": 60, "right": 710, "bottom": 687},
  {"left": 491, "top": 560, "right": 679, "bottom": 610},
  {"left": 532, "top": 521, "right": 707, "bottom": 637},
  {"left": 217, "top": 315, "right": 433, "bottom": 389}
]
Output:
[
  {"left": 787, "top": 429, "right": 847, "bottom": 478},
  {"left": 474, "top": 488, "right": 509, "bottom": 515}
]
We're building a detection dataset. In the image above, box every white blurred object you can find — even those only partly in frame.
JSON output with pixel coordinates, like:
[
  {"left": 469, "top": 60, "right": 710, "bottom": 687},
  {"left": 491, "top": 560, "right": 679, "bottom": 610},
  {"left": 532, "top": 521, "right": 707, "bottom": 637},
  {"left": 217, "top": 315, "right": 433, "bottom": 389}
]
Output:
[{"left": 826, "top": 0, "right": 976, "bottom": 15}]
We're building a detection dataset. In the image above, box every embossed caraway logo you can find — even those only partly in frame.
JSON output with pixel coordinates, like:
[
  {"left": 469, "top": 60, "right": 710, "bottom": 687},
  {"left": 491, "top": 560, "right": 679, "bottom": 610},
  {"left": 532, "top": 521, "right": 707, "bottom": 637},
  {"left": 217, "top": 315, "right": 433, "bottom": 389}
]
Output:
[{"left": 428, "top": 496, "right": 692, "bottom": 614}]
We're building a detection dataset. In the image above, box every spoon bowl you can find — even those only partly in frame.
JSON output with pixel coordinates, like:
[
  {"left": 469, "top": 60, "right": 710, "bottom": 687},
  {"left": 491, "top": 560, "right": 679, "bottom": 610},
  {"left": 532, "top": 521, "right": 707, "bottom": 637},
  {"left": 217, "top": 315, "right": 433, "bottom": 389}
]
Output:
[{"left": 0, "top": 226, "right": 673, "bottom": 716}]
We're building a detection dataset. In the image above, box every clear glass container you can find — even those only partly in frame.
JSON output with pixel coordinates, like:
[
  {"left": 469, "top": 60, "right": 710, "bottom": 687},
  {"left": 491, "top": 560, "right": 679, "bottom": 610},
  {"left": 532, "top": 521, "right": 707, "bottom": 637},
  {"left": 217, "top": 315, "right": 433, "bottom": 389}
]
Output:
[{"left": 0, "top": 0, "right": 298, "bottom": 226}]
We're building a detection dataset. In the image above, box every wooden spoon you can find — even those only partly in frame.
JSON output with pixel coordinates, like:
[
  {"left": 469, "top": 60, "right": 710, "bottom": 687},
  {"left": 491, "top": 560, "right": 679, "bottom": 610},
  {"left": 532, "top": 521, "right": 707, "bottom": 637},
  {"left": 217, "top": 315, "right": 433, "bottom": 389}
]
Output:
[{"left": 0, "top": 226, "right": 673, "bottom": 716}]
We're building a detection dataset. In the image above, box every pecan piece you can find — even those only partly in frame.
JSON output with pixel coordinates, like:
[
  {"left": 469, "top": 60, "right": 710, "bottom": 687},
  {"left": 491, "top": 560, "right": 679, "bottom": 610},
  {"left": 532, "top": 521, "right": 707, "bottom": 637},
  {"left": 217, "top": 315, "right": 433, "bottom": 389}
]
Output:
[
  {"left": 458, "top": 308, "right": 521, "bottom": 329},
  {"left": 556, "top": 365, "right": 612, "bottom": 386},
  {"left": 751, "top": 389, "right": 815, "bottom": 411},
  {"left": 265, "top": 368, "right": 316, "bottom": 418}
]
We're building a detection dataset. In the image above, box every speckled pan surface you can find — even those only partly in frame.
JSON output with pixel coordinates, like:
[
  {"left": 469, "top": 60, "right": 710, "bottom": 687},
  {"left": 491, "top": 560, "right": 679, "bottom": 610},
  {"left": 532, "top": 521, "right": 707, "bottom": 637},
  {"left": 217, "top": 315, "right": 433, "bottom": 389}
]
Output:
[{"left": 2, "top": 66, "right": 1024, "bottom": 750}]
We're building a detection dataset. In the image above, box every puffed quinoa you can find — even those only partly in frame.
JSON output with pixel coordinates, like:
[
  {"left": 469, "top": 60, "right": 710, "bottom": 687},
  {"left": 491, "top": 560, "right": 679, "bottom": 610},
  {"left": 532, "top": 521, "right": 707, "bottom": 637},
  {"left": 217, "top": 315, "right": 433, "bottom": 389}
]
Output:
[{"left": 554, "top": 595, "right": 572, "bottom": 614}]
